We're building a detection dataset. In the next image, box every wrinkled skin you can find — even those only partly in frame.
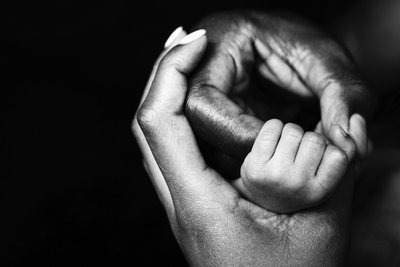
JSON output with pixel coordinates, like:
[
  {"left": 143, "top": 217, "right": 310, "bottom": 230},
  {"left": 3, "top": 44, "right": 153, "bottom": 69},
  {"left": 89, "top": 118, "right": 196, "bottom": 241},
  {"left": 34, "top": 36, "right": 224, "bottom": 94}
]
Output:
[
  {"left": 132, "top": 7, "right": 400, "bottom": 266},
  {"left": 133, "top": 30, "right": 354, "bottom": 266},
  {"left": 185, "top": 10, "right": 375, "bottom": 178}
]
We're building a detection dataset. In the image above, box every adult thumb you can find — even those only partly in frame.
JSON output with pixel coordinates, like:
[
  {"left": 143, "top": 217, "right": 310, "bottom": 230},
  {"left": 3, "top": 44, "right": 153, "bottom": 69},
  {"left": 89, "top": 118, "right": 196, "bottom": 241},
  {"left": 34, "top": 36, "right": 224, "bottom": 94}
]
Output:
[{"left": 320, "top": 84, "right": 373, "bottom": 159}]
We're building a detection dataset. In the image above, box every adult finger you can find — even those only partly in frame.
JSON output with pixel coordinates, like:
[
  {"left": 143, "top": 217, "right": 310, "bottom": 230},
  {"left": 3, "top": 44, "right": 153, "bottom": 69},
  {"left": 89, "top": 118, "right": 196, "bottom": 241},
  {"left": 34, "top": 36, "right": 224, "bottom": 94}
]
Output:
[
  {"left": 306, "top": 47, "right": 374, "bottom": 158},
  {"left": 138, "top": 26, "right": 186, "bottom": 107},
  {"left": 132, "top": 26, "right": 187, "bottom": 216},
  {"left": 138, "top": 30, "right": 237, "bottom": 209},
  {"left": 185, "top": 19, "right": 264, "bottom": 160},
  {"left": 253, "top": 18, "right": 374, "bottom": 157},
  {"left": 320, "top": 86, "right": 372, "bottom": 159},
  {"left": 349, "top": 113, "right": 368, "bottom": 156},
  {"left": 328, "top": 124, "right": 357, "bottom": 161}
]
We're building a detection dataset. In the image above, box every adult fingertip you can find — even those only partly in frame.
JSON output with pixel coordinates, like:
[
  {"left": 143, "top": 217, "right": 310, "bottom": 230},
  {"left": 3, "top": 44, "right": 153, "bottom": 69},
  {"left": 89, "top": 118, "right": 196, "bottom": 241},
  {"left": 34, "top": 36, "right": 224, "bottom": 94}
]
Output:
[
  {"left": 351, "top": 113, "right": 366, "bottom": 124},
  {"left": 328, "top": 124, "right": 357, "bottom": 161},
  {"left": 143, "top": 30, "right": 207, "bottom": 116},
  {"left": 349, "top": 113, "right": 368, "bottom": 157}
]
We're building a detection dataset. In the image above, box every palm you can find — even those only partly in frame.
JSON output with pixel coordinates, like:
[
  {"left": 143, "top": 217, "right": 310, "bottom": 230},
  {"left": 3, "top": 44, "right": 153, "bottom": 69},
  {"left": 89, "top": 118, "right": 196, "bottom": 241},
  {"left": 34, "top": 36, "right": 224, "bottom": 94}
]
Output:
[{"left": 171, "top": 167, "right": 352, "bottom": 266}]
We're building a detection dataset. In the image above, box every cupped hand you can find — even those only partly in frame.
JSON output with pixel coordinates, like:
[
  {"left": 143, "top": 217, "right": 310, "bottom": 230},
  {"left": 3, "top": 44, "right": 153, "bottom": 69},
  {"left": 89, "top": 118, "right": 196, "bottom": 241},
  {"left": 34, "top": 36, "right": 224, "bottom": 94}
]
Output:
[
  {"left": 185, "top": 10, "right": 375, "bottom": 176},
  {"left": 132, "top": 28, "right": 354, "bottom": 266}
]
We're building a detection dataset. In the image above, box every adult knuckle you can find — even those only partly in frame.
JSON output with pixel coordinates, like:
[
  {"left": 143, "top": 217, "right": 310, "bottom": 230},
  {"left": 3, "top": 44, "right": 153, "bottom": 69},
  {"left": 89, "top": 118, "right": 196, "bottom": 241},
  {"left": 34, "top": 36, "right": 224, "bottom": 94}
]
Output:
[
  {"left": 185, "top": 89, "right": 204, "bottom": 116},
  {"left": 159, "top": 52, "right": 182, "bottom": 71},
  {"left": 131, "top": 114, "right": 141, "bottom": 138},
  {"left": 136, "top": 106, "right": 160, "bottom": 133}
]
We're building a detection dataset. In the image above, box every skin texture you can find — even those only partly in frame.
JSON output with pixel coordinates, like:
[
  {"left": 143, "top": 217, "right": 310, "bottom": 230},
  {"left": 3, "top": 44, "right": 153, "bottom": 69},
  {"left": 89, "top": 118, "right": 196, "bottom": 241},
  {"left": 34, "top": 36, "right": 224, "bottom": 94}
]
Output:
[
  {"left": 132, "top": 30, "right": 354, "bottom": 266},
  {"left": 237, "top": 119, "right": 356, "bottom": 213},
  {"left": 131, "top": 5, "right": 400, "bottom": 265},
  {"left": 184, "top": 10, "right": 374, "bottom": 178}
]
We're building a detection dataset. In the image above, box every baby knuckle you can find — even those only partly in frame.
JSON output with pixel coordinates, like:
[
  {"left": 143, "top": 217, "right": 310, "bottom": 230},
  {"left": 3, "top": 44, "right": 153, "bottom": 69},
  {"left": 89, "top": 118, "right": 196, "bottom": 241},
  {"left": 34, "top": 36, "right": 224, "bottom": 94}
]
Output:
[
  {"left": 265, "top": 165, "right": 285, "bottom": 183},
  {"left": 245, "top": 169, "right": 265, "bottom": 185},
  {"left": 302, "top": 132, "right": 326, "bottom": 151},
  {"left": 242, "top": 158, "right": 264, "bottom": 183},
  {"left": 283, "top": 123, "right": 304, "bottom": 139},
  {"left": 259, "top": 129, "right": 280, "bottom": 142},
  {"left": 326, "top": 145, "right": 348, "bottom": 164},
  {"left": 286, "top": 176, "right": 308, "bottom": 194},
  {"left": 303, "top": 132, "right": 326, "bottom": 148},
  {"left": 308, "top": 186, "right": 329, "bottom": 204},
  {"left": 259, "top": 119, "right": 283, "bottom": 139}
]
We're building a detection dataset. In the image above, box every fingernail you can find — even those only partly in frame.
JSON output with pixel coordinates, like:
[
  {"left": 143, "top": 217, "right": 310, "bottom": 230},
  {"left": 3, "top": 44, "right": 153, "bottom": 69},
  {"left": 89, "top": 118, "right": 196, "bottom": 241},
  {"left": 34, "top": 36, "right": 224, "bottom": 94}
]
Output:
[
  {"left": 178, "top": 29, "right": 206, "bottom": 45},
  {"left": 164, "top": 26, "right": 184, "bottom": 48}
]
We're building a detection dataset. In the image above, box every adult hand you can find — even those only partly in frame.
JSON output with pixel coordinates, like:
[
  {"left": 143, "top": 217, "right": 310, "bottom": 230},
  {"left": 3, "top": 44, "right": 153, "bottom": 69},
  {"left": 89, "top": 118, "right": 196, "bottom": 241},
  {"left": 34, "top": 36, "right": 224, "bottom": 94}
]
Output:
[
  {"left": 133, "top": 28, "right": 353, "bottom": 266},
  {"left": 185, "top": 10, "right": 375, "bottom": 175}
]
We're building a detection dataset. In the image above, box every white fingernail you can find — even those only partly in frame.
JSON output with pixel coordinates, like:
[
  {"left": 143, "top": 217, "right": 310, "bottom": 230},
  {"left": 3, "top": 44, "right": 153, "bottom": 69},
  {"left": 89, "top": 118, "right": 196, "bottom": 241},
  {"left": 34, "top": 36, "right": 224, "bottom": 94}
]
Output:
[
  {"left": 178, "top": 29, "right": 206, "bottom": 45},
  {"left": 164, "top": 26, "right": 184, "bottom": 48}
]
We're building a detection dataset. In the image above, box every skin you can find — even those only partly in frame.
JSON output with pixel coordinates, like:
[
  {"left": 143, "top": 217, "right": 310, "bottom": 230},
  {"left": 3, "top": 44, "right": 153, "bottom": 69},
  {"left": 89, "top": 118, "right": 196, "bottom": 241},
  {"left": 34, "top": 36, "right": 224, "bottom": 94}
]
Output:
[
  {"left": 184, "top": 10, "right": 375, "bottom": 178},
  {"left": 237, "top": 119, "right": 356, "bottom": 213},
  {"left": 133, "top": 31, "right": 354, "bottom": 266},
  {"left": 132, "top": 6, "right": 400, "bottom": 265}
]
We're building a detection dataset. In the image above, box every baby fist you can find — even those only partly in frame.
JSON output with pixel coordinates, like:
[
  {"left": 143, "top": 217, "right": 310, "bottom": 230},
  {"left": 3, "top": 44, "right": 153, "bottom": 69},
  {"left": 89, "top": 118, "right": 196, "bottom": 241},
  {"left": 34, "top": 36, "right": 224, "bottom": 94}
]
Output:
[{"left": 236, "top": 119, "right": 356, "bottom": 213}]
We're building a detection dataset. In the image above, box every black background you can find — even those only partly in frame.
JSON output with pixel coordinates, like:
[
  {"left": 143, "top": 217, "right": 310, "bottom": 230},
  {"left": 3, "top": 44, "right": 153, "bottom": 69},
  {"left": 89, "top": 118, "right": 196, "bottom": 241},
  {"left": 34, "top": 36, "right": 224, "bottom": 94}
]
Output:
[{"left": 2, "top": 0, "right": 356, "bottom": 265}]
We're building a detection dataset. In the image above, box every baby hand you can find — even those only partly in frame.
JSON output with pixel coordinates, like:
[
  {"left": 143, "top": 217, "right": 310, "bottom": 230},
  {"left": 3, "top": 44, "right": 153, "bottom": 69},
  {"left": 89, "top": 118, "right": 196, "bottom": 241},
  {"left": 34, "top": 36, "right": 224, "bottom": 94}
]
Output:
[{"left": 235, "top": 119, "right": 356, "bottom": 213}]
